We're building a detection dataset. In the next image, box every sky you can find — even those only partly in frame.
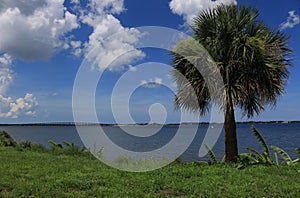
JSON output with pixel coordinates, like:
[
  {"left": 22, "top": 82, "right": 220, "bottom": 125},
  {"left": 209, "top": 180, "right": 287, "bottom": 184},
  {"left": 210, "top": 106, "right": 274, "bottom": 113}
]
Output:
[{"left": 0, "top": 0, "right": 299, "bottom": 124}]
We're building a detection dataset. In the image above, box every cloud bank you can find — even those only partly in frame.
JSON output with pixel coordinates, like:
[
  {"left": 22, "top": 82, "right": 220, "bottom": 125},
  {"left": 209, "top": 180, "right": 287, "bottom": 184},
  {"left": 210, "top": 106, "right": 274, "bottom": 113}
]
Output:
[
  {"left": 0, "top": 0, "right": 146, "bottom": 119},
  {"left": 0, "top": 94, "right": 38, "bottom": 118},
  {"left": 0, "top": 0, "right": 79, "bottom": 61},
  {"left": 0, "top": 0, "right": 145, "bottom": 70}
]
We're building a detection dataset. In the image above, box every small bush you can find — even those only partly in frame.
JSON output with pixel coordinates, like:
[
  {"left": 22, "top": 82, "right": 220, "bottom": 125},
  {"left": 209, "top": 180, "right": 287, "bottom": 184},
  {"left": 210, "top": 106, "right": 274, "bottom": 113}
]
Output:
[
  {"left": 63, "top": 141, "right": 87, "bottom": 156},
  {"left": 0, "top": 131, "right": 17, "bottom": 147},
  {"left": 48, "top": 140, "right": 89, "bottom": 156},
  {"left": 16, "top": 141, "right": 47, "bottom": 152}
]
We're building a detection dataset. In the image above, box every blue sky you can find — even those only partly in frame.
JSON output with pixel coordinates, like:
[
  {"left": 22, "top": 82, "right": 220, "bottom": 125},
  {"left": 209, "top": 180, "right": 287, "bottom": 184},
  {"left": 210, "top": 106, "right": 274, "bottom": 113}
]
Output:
[{"left": 0, "top": 0, "right": 299, "bottom": 124}]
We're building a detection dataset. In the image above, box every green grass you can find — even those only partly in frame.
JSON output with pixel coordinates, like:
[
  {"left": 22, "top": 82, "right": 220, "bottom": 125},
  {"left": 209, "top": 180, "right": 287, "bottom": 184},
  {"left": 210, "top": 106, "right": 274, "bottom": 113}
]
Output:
[{"left": 0, "top": 147, "right": 299, "bottom": 197}]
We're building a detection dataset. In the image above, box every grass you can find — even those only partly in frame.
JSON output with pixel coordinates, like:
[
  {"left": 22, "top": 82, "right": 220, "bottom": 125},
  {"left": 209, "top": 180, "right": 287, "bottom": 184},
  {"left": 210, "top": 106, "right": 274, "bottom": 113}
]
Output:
[{"left": 0, "top": 147, "right": 299, "bottom": 197}]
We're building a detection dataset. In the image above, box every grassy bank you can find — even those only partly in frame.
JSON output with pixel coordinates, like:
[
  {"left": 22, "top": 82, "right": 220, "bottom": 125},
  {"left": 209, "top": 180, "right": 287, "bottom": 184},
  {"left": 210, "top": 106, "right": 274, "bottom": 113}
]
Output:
[{"left": 0, "top": 147, "right": 299, "bottom": 197}]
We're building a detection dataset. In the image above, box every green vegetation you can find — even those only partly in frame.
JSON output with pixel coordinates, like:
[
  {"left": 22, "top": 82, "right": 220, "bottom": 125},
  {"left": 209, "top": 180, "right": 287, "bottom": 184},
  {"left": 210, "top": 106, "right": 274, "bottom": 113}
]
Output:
[
  {"left": 170, "top": 4, "right": 292, "bottom": 162},
  {"left": 203, "top": 126, "right": 300, "bottom": 169},
  {"left": 0, "top": 147, "right": 299, "bottom": 197},
  {"left": 0, "top": 129, "right": 300, "bottom": 197},
  {"left": 0, "top": 131, "right": 17, "bottom": 147}
]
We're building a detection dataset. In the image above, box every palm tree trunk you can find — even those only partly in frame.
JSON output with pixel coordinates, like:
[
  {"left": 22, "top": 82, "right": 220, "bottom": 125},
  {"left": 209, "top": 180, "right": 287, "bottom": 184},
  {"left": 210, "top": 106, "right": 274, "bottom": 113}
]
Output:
[{"left": 224, "top": 95, "right": 238, "bottom": 162}]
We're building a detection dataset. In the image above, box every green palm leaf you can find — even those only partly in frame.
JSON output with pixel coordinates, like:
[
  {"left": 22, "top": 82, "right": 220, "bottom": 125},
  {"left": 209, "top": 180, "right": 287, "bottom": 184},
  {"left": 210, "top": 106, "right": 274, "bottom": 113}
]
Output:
[
  {"left": 271, "top": 146, "right": 292, "bottom": 165},
  {"left": 251, "top": 126, "right": 270, "bottom": 155},
  {"left": 246, "top": 147, "right": 265, "bottom": 163},
  {"left": 205, "top": 144, "right": 218, "bottom": 164}
]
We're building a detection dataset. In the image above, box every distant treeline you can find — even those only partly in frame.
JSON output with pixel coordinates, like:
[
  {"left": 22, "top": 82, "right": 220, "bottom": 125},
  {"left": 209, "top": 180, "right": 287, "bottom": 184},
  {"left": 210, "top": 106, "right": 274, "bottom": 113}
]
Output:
[{"left": 0, "top": 121, "right": 300, "bottom": 126}]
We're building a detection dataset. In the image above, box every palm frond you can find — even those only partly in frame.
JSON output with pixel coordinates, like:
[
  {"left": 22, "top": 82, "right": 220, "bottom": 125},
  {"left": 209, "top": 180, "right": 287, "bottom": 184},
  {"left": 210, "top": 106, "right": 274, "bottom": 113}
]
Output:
[
  {"left": 205, "top": 144, "right": 218, "bottom": 164},
  {"left": 296, "top": 148, "right": 300, "bottom": 158},
  {"left": 271, "top": 145, "right": 292, "bottom": 165},
  {"left": 48, "top": 140, "right": 62, "bottom": 149},
  {"left": 274, "top": 152, "right": 279, "bottom": 166},
  {"left": 171, "top": 4, "right": 292, "bottom": 118},
  {"left": 251, "top": 126, "right": 270, "bottom": 155},
  {"left": 246, "top": 147, "right": 265, "bottom": 163}
]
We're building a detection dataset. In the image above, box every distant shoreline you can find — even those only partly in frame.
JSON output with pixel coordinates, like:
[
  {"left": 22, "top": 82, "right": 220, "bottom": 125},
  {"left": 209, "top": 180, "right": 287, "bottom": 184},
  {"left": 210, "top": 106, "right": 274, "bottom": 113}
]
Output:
[{"left": 0, "top": 121, "right": 300, "bottom": 126}]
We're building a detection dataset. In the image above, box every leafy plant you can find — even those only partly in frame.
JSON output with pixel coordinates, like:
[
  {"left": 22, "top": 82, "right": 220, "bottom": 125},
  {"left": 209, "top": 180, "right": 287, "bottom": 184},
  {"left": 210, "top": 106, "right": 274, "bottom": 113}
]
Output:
[
  {"left": 238, "top": 126, "right": 299, "bottom": 168},
  {"left": 251, "top": 126, "right": 271, "bottom": 157},
  {"left": 271, "top": 146, "right": 292, "bottom": 165},
  {"left": 63, "top": 141, "right": 86, "bottom": 155},
  {"left": 48, "top": 140, "right": 63, "bottom": 149},
  {"left": 0, "top": 131, "right": 17, "bottom": 147},
  {"left": 16, "top": 141, "right": 47, "bottom": 152},
  {"left": 238, "top": 126, "right": 274, "bottom": 168},
  {"left": 205, "top": 144, "right": 218, "bottom": 164},
  {"left": 48, "top": 140, "right": 63, "bottom": 154},
  {"left": 274, "top": 152, "right": 279, "bottom": 166},
  {"left": 271, "top": 146, "right": 300, "bottom": 166}
]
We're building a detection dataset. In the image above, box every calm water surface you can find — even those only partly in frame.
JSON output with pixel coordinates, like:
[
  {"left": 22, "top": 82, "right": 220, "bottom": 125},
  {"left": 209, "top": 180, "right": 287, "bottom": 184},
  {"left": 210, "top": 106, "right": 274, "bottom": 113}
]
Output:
[{"left": 1, "top": 124, "right": 299, "bottom": 162}]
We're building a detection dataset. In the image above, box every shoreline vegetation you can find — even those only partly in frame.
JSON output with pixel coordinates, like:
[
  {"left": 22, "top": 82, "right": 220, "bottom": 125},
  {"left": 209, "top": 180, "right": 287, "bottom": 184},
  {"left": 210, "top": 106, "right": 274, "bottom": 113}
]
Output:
[
  {"left": 0, "top": 146, "right": 299, "bottom": 197},
  {"left": 0, "top": 128, "right": 300, "bottom": 197},
  {"left": 1, "top": 146, "right": 299, "bottom": 197},
  {"left": 0, "top": 120, "right": 300, "bottom": 126}
]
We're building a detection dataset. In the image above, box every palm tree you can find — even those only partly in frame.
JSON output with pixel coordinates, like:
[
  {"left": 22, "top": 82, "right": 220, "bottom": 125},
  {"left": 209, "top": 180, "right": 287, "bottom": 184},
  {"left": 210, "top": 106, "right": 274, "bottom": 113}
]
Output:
[{"left": 170, "top": 5, "right": 292, "bottom": 162}]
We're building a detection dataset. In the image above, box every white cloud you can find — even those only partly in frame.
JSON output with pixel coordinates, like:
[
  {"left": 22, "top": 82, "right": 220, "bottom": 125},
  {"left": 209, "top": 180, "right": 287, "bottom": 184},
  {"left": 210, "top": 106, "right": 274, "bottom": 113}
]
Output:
[
  {"left": 169, "top": 0, "right": 237, "bottom": 25},
  {"left": 279, "top": 10, "right": 300, "bottom": 31},
  {"left": 0, "top": 0, "right": 144, "bottom": 71},
  {"left": 0, "top": 0, "right": 47, "bottom": 16},
  {"left": 25, "top": 111, "right": 36, "bottom": 116},
  {"left": 51, "top": 92, "right": 59, "bottom": 97},
  {"left": 70, "top": 40, "right": 83, "bottom": 57},
  {"left": 128, "top": 65, "right": 137, "bottom": 72},
  {"left": 0, "top": 0, "right": 148, "bottom": 120},
  {"left": 0, "top": 68, "right": 14, "bottom": 95},
  {"left": 140, "top": 77, "right": 163, "bottom": 88},
  {"left": 0, "top": 0, "right": 79, "bottom": 61},
  {"left": 0, "top": 93, "right": 38, "bottom": 118},
  {"left": 88, "top": 0, "right": 124, "bottom": 15},
  {"left": 0, "top": 53, "right": 13, "bottom": 67},
  {"left": 80, "top": 0, "right": 145, "bottom": 71},
  {"left": 70, "top": 41, "right": 82, "bottom": 49},
  {"left": 70, "top": 0, "right": 80, "bottom": 4},
  {"left": 0, "top": 53, "right": 14, "bottom": 95},
  {"left": 0, "top": 1, "right": 80, "bottom": 115}
]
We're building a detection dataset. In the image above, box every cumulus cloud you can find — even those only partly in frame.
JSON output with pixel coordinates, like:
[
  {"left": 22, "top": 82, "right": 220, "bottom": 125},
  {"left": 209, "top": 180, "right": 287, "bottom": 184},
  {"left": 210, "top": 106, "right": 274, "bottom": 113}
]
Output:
[
  {"left": 0, "top": 53, "right": 14, "bottom": 95},
  {"left": 0, "top": 53, "right": 12, "bottom": 67},
  {"left": 0, "top": 93, "right": 38, "bottom": 118},
  {"left": 0, "top": 0, "right": 79, "bottom": 61},
  {"left": 0, "top": 0, "right": 145, "bottom": 71},
  {"left": 279, "top": 10, "right": 300, "bottom": 31},
  {"left": 140, "top": 77, "right": 163, "bottom": 88},
  {"left": 0, "top": 53, "right": 38, "bottom": 119},
  {"left": 0, "top": 0, "right": 148, "bottom": 119},
  {"left": 80, "top": 0, "right": 145, "bottom": 71},
  {"left": 128, "top": 65, "right": 137, "bottom": 72},
  {"left": 169, "top": 0, "right": 237, "bottom": 25},
  {"left": 0, "top": 68, "right": 14, "bottom": 94},
  {"left": 70, "top": 40, "right": 83, "bottom": 57},
  {"left": 0, "top": 0, "right": 47, "bottom": 16}
]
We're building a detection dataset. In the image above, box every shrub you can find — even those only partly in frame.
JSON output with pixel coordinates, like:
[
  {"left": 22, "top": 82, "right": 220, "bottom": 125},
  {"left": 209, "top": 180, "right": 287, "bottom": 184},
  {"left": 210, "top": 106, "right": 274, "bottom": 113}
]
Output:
[
  {"left": 16, "top": 141, "right": 47, "bottom": 152},
  {"left": 0, "top": 131, "right": 17, "bottom": 147}
]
